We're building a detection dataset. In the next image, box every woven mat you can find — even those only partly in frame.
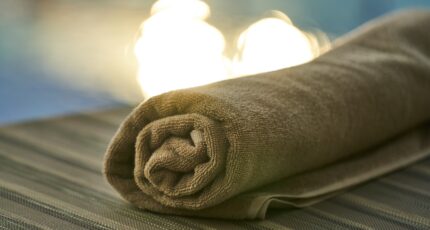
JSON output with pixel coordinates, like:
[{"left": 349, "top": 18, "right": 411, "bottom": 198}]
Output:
[{"left": 0, "top": 106, "right": 429, "bottom": 229}]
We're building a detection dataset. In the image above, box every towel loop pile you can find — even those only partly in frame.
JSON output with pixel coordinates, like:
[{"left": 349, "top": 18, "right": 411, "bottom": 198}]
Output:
[{"left": 104, "top": 10, "right": 430, "bottom": 219}]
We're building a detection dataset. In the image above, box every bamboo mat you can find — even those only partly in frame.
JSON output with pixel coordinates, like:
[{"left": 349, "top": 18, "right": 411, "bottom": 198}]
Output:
[{"left": 0, "top": 106, "right": 429, "bottom": 229}]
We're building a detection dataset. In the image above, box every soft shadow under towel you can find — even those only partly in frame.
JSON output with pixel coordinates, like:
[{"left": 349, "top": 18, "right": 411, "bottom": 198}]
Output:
[{"left": 104, "top": 10, "right": 430, "bottom": 219}]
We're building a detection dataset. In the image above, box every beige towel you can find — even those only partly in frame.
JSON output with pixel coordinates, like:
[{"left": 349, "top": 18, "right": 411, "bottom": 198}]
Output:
[{"left": 104, "top": 10, "right": 430, "bottom": 219}]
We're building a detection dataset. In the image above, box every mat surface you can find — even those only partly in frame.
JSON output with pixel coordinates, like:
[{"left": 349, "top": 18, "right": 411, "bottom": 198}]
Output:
[{"left": 0, "top": 106, "right": 429, "bottom": 229}]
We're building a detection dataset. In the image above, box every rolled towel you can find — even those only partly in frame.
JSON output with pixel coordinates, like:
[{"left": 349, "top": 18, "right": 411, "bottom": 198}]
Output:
[{"left": 104, "top": 10, "right": 430, "bottom": 219}]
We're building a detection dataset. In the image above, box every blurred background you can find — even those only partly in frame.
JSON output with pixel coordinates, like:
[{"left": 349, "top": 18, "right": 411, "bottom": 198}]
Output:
[{"left": 1, "top": 0, "right": 429, "bottom": 124}]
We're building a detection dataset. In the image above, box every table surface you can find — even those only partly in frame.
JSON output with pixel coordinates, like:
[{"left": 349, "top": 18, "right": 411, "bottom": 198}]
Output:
[{"left": 0, "top": 106, "right": 429, "bottom": 229}]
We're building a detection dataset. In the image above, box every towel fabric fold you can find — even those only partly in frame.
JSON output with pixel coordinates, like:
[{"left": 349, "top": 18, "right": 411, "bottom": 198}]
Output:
[{"left": 104, "top": 10, "right": 430, "bottom": 219}]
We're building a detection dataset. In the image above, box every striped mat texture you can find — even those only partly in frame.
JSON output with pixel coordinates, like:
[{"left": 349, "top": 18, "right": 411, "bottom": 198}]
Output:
[{"left": 0, "top": 106, "right": 429, "bottom": 230}]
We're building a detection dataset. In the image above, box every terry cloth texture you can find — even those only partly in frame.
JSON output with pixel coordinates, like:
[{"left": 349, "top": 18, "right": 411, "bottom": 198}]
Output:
[
  {"left": 1, "top": 107, "right": 430, "bottom": 229},
  {"left": 104, "top": 10, "right": 430, "bottom": 219}
]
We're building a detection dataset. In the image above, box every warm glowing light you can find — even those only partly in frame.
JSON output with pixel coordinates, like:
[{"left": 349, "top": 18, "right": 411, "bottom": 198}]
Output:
[
  {"left": 135, "top": 1, "right": 326, "bottom": 99},
  {"left": 134, "top": 0, "right": 229, "bottom": 98},
  {"left": 232, "top": 11, "right": 319, "bottom": 76}
]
